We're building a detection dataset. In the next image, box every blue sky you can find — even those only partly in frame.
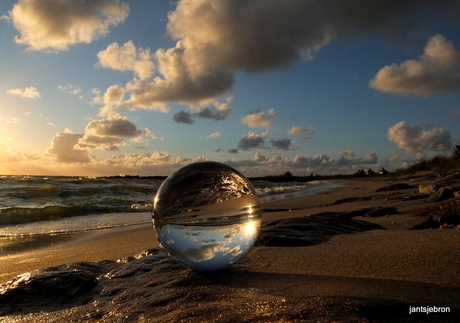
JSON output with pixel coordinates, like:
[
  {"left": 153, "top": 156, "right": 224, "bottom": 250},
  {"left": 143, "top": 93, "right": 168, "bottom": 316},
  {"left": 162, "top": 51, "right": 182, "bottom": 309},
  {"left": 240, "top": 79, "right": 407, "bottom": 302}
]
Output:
[{"left": 0, "top": 0, "right": 460, "bottom": 176}]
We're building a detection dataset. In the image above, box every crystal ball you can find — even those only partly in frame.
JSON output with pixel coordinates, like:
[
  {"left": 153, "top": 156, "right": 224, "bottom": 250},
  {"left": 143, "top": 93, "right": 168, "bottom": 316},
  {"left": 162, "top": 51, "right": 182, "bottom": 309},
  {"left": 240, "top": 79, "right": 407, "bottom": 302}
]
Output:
[{"left": 152, "top": 161, "right": 261, "bottom": 271}]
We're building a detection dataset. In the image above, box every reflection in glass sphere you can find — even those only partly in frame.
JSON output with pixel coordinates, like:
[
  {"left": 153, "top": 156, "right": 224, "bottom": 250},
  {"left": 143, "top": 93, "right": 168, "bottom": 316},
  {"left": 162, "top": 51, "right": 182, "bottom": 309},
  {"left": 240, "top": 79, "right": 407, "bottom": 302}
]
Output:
[{"left": 152, "top": 161, "right": 261, "bottom": 271}]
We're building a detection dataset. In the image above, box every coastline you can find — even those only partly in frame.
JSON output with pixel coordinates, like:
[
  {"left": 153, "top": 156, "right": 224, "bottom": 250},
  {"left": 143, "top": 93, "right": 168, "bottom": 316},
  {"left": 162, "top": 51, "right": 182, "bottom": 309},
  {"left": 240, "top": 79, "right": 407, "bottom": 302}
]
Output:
[
  {"left": 2, "top": 175, "right": 460, "bottom": 321},
  {"left": 0, "top": 176, "right": 448, "bottom": 283}
]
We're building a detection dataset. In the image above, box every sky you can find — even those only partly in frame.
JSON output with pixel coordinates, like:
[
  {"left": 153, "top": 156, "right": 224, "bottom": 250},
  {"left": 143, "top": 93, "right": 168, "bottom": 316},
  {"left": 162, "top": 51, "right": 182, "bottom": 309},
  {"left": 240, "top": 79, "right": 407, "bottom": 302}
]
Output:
[{"left": 0, "top": 0, "right": 460, "bottom": 177}]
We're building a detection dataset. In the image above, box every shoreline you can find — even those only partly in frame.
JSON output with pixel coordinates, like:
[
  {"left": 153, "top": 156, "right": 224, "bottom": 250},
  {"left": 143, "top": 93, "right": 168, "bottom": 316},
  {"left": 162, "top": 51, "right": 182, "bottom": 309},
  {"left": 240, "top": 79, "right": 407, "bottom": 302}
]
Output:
[
  {"left": 2, "top": 175, "right": 460, "bottom": 321},
  {"left": 0, "top": 179, "right": 347, "bottom": 282},
  {"left": 0, "top": 176, "right": 446, "bottom": 284}
]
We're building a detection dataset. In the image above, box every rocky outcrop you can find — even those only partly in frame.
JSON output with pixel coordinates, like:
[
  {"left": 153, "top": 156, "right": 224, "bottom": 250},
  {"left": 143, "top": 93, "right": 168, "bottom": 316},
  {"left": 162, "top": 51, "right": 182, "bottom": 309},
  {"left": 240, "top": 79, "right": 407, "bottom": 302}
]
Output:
[
  {"left": 427, "top": 187, "right": 455, "bottom": 203},
  {"left": 256, "top": 214, "right": 384, "bottom": 247},
  {"left": 409, "top": 196, "right": 460, "bottom": 229},
  {"left": 418, "top": 184, "right": 440, "bottom": 194}
]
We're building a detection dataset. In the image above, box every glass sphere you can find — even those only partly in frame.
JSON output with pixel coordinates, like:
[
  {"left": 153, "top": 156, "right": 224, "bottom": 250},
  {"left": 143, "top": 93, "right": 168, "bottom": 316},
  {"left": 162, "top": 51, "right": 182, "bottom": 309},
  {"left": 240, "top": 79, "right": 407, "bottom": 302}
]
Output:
[{"left": 152, "top": 161, "right": 261, "bottom": 271}]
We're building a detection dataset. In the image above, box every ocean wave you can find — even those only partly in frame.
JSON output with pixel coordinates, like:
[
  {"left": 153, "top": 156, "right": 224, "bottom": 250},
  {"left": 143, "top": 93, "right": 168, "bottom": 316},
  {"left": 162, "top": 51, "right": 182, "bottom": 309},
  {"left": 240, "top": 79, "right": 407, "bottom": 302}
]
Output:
[
  {"left": 0, "top": 204, "right": 148, "bottom": 227},
  {"left": 0, "top": 212, "right": 152, "bottom": 237},
  {"left": 253, "top": 180, "right": 323, "bottom": 196},
  {"left": 0, "top": 176, "right": 342, "bottom": 233}
]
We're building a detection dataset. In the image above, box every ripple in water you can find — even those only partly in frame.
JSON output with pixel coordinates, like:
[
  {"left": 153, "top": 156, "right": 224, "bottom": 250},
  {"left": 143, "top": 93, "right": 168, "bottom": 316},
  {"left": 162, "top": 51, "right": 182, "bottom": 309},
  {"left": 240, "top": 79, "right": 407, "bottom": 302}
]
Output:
[{"left": 152, "top": 161, "right": 261, "bottom": 271}]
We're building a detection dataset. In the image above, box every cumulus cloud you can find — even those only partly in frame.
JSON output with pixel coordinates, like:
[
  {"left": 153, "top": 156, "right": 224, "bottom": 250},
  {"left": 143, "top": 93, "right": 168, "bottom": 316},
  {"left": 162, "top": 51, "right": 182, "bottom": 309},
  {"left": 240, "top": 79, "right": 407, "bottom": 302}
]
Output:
[
  {"left": 241, "top": 109, "right": 276, "bottom": 129},
  {"left": 7, "top": 86, "right": 40, "bottom": 98},
  {"left": 337, "top": 151, "right": 378, "bottom": 166},
  {"left": 208, "top": 132, "right": 220, "bottom": 138},
  {"left": 195, "top": 102, "right": 231, "bottom": 121},
  {"left": 387, "top": 121, "right": 452, "bottom": 153},
  {"left": 365, "top": 153, "right": 378, "bottom": 164},
  {"left": 228, "top": 149, "right": 238, "bottom": 154},
  {"left": 79, "top": 114, "right": 142, "bottom": 150},
  {"left": 370, "top": 35, "right": 460, "bottom": 96},
  {"left": 97, "top": 41, "right": 154, "bottom": 79},
  {"left": 173, "top": 109, "right": 194, "bottom": 124},
  {"left": 46, "top": 132, "right": 91, "bottom": 163},
  {"left": 238, "top": 131, "right": 268, "bottom": 151},
  {"left": 7, "top": 0, "right": 129, "bottom": 51},
  {"left": 124, "top": 46, "right": 234, "bottom": 109},
  {"left": 288, "top": 126, "right": 314, "bottom": 137},
  {"left": 173, "top": 101, "right": 231, "bottom": 124},
  {"left": 144, "top": 128, "right": 163, "bottom": 140},
  {"left": 85, "top": 115, "right": 141, "bottom": 138},
  {"left": 120, "top": 0, "right": 459, "bottom": 108},
  {"left": 98, "top": 85, "right": 125, "bottom": 116},
  {"left": 270, "top": 138, "right": 295, "bottom": 151},
  {"left": 338, "top": 150, "right": 355, "bottom": 160}
]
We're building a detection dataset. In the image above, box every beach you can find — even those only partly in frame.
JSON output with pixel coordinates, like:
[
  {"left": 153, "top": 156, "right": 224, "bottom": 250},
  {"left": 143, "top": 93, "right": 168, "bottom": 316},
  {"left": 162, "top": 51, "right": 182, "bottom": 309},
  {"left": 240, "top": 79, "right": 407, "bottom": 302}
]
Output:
[{"left": 1, "top": 174, "right": 460, "bottom": 322}]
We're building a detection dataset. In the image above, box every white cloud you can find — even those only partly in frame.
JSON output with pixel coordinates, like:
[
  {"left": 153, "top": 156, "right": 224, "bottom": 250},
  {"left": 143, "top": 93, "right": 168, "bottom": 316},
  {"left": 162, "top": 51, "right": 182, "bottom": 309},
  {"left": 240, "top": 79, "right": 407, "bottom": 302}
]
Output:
[
  {"left": 0, "top": 116, "right": 22, "bottom": 123},
  {"left": 124, "top": 47, "right": 234, "bottom": 110},
  {"left": 120, "top": 0, "right": 459, "bottom": 108},
  {"left": 8, "top": 0, "right": 129, "bottom": 51},
  {"left": 97, "top": 41, "right": 154, "bottom": 79},
  {"left": 208, "top": 132, "right": 221, "bottom": 138},
  {"left": 85, "top": 114, "right": 141, "bottom": 138},
  {"left": 46, "top": 132, "right": 91, "bottom": 163},
  {"left": 144, "top": 128, "right": 163, "bottom": 140},
  {"left": 58, "top": 84, "right": 82, "bottom": 96},
  {"left": 365, "top": 153, "right": 378, "bottom": 164},
  {"left": 288, "top": 126, "right": 314, "bottom": 137},
  {"left": 241, "top": 109, "right": 276, "bottom": 129},
  {"left": 79, "top": 114, "right": 142, "bottom": 150},
  {"left": 387, "top": 121, "right": 452, "bottom": 153},
  {"left": 98, "top": 85, "right": 125, "bottom": 116},
  {"left": 370, "top": 35, "right": 460, "bottom": 96},
  {"left": 338, "top": 150, "right": 355, "bottom": 160},
  {"left": 7, "top": 86, "right": 40, "bottom": 98}
]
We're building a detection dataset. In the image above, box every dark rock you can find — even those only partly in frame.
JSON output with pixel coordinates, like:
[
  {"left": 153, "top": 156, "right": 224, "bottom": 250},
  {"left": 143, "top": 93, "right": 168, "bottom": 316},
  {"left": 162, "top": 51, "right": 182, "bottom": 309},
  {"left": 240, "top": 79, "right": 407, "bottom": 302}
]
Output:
[
  {"left": 375, "top": 183, "right": 413, "bottom": 192},
  {"left": 0, "top": 261, "right": 118, "bottom": 315},
  {"left": 408, "top": 196, "right": 460, "bottom": 229},
  {"left": 365, "top": 207, "right": 397, "bottom": 217},
  {"left": 256, "top": 215, "right": 384, "bottom": 247},
  {"left": 339, "top": 208, "right": 377, "bottom": 218},
  {"left": 427, "top": 187, "right": 455, "bottom": 203}
]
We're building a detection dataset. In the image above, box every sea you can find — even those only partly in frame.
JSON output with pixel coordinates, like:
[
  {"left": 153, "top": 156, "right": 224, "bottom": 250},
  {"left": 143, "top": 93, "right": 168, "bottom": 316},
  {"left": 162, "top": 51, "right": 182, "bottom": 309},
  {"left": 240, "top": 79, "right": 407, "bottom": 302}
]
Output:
[{"left": 0, "top": 175, "right": 343, "bottom": 255}]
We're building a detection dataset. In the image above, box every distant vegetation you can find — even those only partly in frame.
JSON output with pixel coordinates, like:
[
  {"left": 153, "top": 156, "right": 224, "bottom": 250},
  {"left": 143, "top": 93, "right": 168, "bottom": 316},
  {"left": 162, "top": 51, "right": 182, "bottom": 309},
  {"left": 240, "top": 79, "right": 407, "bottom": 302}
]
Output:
[{"left": 396, "top": 143, "right": 460, "bottom": 176}]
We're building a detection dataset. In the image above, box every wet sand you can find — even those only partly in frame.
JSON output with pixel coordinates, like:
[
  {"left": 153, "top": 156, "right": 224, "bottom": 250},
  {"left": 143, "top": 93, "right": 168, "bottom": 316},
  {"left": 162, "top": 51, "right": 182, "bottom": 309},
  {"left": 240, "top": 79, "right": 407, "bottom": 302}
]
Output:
[{"left": 2, "top": 175, "right": 460, "bottom": 321}]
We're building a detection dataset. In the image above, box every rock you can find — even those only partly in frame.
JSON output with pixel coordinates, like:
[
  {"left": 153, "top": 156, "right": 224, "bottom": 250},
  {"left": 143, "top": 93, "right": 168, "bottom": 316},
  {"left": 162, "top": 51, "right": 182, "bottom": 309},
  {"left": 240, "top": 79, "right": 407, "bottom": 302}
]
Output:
[
  {"left": 256, "top": 215, "right": 384, "bottom": 247},
  {"left": 427, "top": 187, "right": 455, "bottom": 203},
  {"left": 375, "top": 183, "right": 413, "bottom": 192},
  {"left": 418, "top": 184, "right": 440, "bottom": 194},
  {"left": 365, "top": 207, "right": 397, "bottom": 217},
  {"left": 0, "top": 261, "right": 118, "bottom": 315},
  {"left": 408, "top": 196, "right": 460, "bottom": 229}
]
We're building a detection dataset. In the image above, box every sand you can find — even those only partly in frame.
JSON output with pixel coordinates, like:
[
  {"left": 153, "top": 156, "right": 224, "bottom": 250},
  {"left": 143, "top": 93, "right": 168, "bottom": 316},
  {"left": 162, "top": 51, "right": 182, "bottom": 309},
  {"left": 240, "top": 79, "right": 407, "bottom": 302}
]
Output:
[{"left": 1, "top": 175, "right": 460, "bottom": 321}]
